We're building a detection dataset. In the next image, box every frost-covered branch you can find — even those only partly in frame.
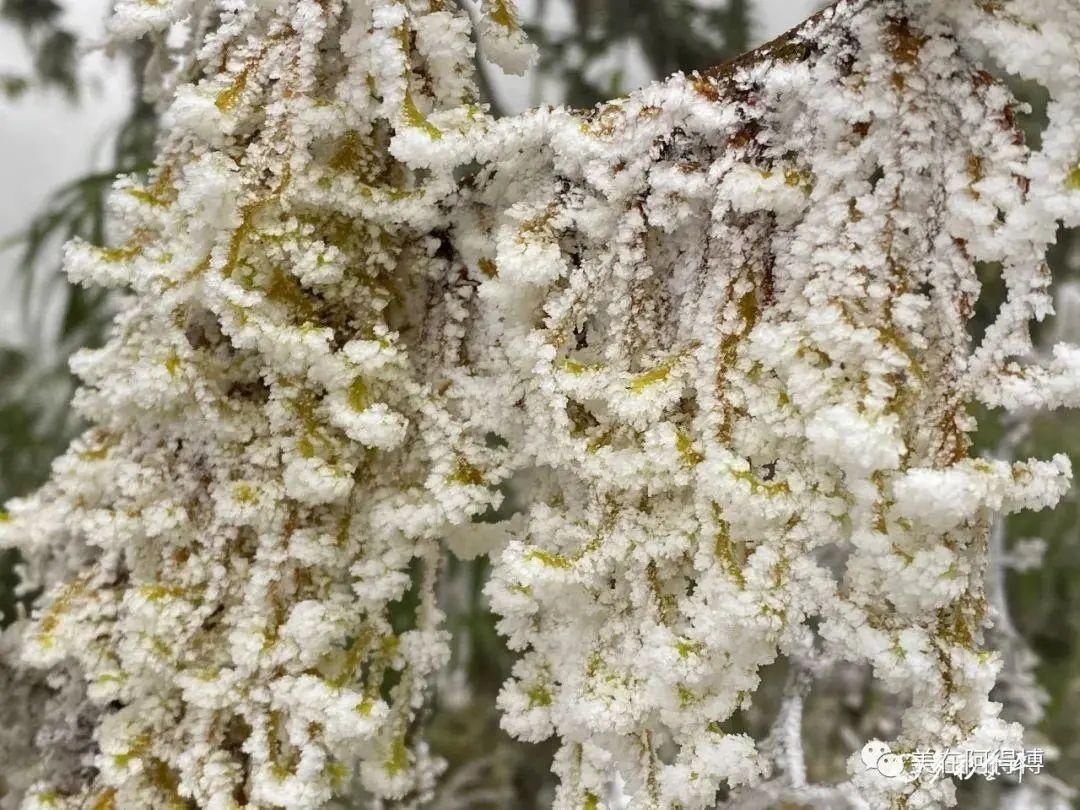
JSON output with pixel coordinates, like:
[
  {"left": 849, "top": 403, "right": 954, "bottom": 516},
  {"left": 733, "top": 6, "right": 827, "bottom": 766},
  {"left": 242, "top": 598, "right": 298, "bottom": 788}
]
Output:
[{"left": 3, "top": 1, "right": 1080, "bottom": 809}]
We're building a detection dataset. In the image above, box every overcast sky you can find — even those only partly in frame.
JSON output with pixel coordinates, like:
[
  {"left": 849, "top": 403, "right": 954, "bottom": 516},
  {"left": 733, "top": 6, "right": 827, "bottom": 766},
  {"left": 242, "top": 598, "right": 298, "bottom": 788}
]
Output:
[{"left": 0, "top": 0, "right": 817, "bottom": 343}]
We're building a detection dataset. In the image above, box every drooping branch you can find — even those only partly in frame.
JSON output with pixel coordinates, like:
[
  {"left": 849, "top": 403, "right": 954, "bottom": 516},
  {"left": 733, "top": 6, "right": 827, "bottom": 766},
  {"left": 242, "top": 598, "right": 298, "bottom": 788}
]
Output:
[{"left": 2, "top": 2, "right": 1080, "bottom": 810}]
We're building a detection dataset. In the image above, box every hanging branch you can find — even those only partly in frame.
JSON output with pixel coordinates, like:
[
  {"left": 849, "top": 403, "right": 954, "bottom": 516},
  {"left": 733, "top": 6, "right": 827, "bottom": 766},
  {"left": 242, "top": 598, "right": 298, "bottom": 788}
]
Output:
[{"left": 2, "top": 1, "right": 1080, "bottom": 809}]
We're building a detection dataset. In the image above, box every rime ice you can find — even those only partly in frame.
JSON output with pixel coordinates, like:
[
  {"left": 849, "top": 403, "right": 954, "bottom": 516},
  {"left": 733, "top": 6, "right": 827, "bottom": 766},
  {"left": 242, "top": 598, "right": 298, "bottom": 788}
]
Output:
[{"left": 3, "top": 0, "right": 1080, "bottom": 809}]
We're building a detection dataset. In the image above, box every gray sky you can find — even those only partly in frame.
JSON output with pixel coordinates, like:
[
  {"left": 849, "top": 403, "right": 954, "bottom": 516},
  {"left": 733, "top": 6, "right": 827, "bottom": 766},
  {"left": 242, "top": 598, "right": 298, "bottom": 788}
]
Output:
[
  {"left": 0, "top": 0, "right": 816, "bottom": 343},
  {"left": 0, "top": 0, "right": 128, "bottom": 343},
  {"left": 0, "top": 0, "right": 129, "bottom": 243}
]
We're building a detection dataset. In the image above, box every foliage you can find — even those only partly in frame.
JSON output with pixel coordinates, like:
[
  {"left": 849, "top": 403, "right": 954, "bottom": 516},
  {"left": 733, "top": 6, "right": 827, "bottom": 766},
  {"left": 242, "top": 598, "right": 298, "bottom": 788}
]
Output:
[
  {"left": 0, "top": 35, "right": 156, "bottom": 625},
  {"left": 2, "top": 2, "right": 1080, "bottom": 810},
  {"left": 523, "top": 0, "right": 753, "bottom": 107},
  {"left": 0, "top": 0, "right": 77, "bottom": 98}
]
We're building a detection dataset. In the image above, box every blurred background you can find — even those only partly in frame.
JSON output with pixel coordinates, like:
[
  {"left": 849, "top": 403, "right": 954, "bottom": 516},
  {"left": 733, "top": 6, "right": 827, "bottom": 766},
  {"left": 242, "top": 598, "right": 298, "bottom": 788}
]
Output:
[{"left": 0, "top": 1, "right": 1076, "bottom": 808}]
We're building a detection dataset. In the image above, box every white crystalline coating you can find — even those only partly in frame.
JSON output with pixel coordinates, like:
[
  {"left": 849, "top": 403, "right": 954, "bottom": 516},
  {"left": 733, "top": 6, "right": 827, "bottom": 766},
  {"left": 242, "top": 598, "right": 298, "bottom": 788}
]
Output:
[
  {"left": 327, "top": 401, "right": 409, "bottom": 450},
  {"left": 892, "top": 456, "right": 1072, "bottom": 532},
  {"left": 2, "top": 0, "right": 1080, "bottom": 809},
  {"left": 108, "top": 0, "right": 189, "bottom": 39},
  {"left": 475, "top": 0, "right": 538, "bottom": 76},
  {"left": 165, "top": 85, "right": 234, "bottom": 147},
  {"left": 805, "top": 404, "right": 905, "bottom": 477},
  {"left": 989, "top": 343, "right": 1080, "bottom": 410},
  {"left": 659, "top": 732, "right": 766, "bottom": 807}
]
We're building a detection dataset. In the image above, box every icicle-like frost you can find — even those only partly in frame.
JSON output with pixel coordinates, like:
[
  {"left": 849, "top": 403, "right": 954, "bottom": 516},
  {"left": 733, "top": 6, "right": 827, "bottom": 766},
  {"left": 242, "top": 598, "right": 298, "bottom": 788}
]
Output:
[{"left": 3, "top": 0, "right": 1080, "bottom": 808}]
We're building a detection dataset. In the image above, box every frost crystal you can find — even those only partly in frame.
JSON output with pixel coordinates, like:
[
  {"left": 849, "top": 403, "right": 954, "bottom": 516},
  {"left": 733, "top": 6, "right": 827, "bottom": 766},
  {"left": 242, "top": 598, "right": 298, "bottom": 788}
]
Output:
[{"left": 3, "top": 0, "right": 1080, "bottom": 808}]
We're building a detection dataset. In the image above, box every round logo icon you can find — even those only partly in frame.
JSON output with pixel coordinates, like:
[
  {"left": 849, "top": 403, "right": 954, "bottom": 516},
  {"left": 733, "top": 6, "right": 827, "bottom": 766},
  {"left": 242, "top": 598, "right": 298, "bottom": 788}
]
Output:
[
  {"left": 860, "top": 740, "right": 909, "bottom": 780},
  {"left": 861, "top": 740, "right": 891, "bottom": 771},
  {"left": 877, "top": 752, "right": 906, "bottom": 778}
]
